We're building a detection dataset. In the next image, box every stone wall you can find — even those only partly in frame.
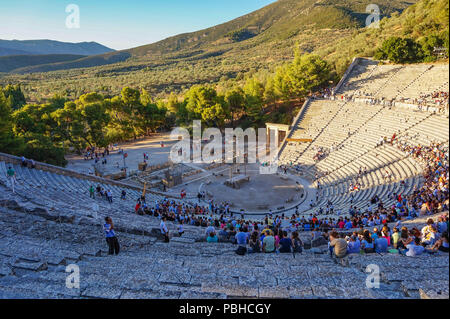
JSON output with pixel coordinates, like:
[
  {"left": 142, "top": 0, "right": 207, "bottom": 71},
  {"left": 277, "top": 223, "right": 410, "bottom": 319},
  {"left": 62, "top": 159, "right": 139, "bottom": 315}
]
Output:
[{"left": 333, "top": 56, "right": 363, "bottom": 94}]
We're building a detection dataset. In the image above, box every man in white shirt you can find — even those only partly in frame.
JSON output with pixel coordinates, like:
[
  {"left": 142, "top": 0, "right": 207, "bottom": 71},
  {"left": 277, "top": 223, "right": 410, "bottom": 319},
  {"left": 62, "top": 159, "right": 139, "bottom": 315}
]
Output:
[
  {"left": 405, "top": 237, "right": 425, "bottom": 257},
  {"left": 160, "top": 217, "right": 169, "bottom": 242}
]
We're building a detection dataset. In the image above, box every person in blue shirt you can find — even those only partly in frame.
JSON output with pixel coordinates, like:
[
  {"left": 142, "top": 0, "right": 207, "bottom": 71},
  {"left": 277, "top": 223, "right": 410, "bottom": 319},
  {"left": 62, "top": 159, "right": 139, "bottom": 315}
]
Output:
[
  {"left": 344, "top": 220, "right": 353, "bottom": 230},
  {"left": 361, "top": 230, "right": 374, "bottom": 253},
  {"left": 347, "top": 235, "right": 361, "bottom": 254},
  {"left": 260, "top": 232, "right": 266, "bottom": 245},
  {"left": 362, "top": 216, "right": 368, "bottom": 226},
  {"left": 104, "top": 217, "right": 120, "bottom": 255},
  {"left": 207, "top": 232, "right": 218, "bottom": 243},
  {"left": 371, "top": 228, "right": 379, "bottom": 241},
  {"left": 235, "top": 228, "right": 249, "bottom": 247},
  {"left": 279, "top": 231, "right": 292, "bottom": 253},
  {"left": 374, "top": 231, "right": 388, "bottom": 253}
]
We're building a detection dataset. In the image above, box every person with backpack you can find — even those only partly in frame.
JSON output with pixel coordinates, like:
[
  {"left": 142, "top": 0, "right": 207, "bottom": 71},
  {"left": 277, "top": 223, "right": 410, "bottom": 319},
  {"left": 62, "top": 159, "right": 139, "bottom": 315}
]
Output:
[
  {"left": 292, "top": 231, "right": 303, "bottom": 254},
  {"left": 104, "top": 217, "right": 120, "bottom": 255}
]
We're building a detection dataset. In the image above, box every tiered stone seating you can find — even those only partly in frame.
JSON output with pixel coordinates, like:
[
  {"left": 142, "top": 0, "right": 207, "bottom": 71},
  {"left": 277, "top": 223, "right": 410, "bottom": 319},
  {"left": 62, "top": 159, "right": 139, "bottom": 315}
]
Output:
[
  {"left": 399, "top": 113, "right": 450, "bottom": 146},
  {"left": 337, "top": 59, "right": 379, "bottom": 95},
  {"left": 298, "top": 108, "right": 448, "bottom": 214},
  {"left": 291, "top": 101, "right": 384, "bottom": 167},
  {"left": 0, "top": 197, "right": 447, "bottom": 299},
  {"left": 279, "top": 59, "right": 449, "bottom": 216},
  {"left": 338, "top": 60, "right": 449, "bottom": 107},
  {"left": 398, "top": 64, "right": 449, "bottom": 102},
  {"left": 280, "top": 99, "right": 345, "bottom": 165},
  {"left": 376, "top": 65, "right": 431, "bottom": 100},
  {"left": 342, "top": 64, "right": 402, "bottom": 97},
  {"left": 314, "top": 107, "right": 429, "bottom": 171},
  {"left": 0, "top": 161, "right": 207, "bottom": 241}
]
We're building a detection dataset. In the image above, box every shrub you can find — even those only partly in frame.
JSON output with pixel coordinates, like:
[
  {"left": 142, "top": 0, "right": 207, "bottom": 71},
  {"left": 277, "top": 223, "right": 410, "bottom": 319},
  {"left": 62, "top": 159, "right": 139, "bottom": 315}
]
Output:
[{"left": 374, "top": 37, "right": 423, "bottom": 63}]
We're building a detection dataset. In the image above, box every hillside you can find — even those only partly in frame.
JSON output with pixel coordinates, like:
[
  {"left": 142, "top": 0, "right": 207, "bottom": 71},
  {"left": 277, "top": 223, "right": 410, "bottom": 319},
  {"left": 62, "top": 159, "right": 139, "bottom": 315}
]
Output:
[
  {"left": 127, "top": 0, "right": 414, "bottom": 58},
  {"left": 0, "top": 47, "right": 30, "bottom": 56},
  {"left": 0, "top": 0, "right": 430, "bottom": 101},
  {"left": 318, "top": 0, "right": 449, "bottom": 72},
  {"left": 0, "top": 54, "right": 86, "bottom": 73},
  {"left": 0, "top": 39, "right": 117, "bottom": 75},
  {"left": 0, "top": 39, "right": 114, "bottom": 56},
  {"left": 11, "top": 52, "right": 131, "bottom": 74}
]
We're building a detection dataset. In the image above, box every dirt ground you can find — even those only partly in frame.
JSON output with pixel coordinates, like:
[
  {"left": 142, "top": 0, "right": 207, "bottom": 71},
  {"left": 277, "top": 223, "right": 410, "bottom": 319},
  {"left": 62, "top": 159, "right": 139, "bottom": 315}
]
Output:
[{"left": 66, "top": 133, "right": 177, "bottom": 175}]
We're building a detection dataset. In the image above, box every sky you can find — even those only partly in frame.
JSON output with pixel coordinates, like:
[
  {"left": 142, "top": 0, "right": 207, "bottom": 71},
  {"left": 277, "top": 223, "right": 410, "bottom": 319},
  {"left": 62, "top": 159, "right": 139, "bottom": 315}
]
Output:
[{"left": 0, "top": 0, "right": 277, "bottom": 50}]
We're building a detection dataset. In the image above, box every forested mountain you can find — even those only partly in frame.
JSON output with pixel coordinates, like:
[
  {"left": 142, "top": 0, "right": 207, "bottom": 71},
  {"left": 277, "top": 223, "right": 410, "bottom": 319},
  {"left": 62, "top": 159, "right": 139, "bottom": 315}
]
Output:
[{"left": 1, "top": 0, "right": 414, "bottom": 75}]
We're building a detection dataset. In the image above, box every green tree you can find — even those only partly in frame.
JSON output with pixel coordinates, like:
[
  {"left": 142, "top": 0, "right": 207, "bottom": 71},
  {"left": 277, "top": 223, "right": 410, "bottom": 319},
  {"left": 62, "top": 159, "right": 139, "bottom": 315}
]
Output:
[
  {"left": 374, "top": 37, "right": 423, "bottom": 63},
  {"left": 121, "top": 87, "right": 142, "bottom": 139},
  {"left": 243, "top": 77, "right": 265, "bottom": 122},
  {"left": 285, "top": 51, "right": 332, "bottom": 98},
  {"left": 166, "top": 92, "right": 180, "bottom": 115},
  {"left": 51, "top": 101, "right": 85, "bottom": 153},
  {"left": 0, "top": 92, "right": 20, "bottom": 154},
  {"left": 1, "top": 84, "right": 26, "bottom": 110},
  {"left": 76, "top": 93, "right": 110, "bottom": 147},
  {"left": 21, "top": 133, "right": 67, "bottom": 167},
  {"left": 273, "top": 64, "right": 291, "bottom": 101},
  {"left": 185, "top": 85, "right": 229, "bottom": 129},
  {"left": 225, "top": 87, "right": 245, "bottom": 127},
  {"left": 419, "top": 34, "right": 443, "bottom": 61},
  {"left": 263, "top": 77, "right": 277, "bottom": 105}
]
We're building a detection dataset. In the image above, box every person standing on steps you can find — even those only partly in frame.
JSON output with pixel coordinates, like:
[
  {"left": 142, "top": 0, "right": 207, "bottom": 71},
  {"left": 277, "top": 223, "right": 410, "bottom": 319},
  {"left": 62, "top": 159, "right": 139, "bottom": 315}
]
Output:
[
  {"left": 6, "top": 166, "right": 17, "bottom": 194},
  {"left": 104, "top": 217, "right": 120, "bottom": 255},
  {"left": 160, "top": 217, "right": 170, "bottom": 242},
  {"left": 89, "top": 185, "right": 95, "bottom": 199}
]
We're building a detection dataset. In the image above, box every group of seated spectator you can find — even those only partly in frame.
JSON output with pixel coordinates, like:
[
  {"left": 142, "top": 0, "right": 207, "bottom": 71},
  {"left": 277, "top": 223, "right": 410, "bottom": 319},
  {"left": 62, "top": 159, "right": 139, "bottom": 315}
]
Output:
[
  {"left": 340, "top": 89, "right": 449, "bottom": 110},
  {"left": 394, "top": 141, "right": 448, "bottom": 215},
  {"left": 122, "top": 173, "right": 449, "bottom": 260},
  {"left": 312, "top": 146, "right": 328, "bottom": 162},
  {"left": 402, "top": 91, "right": 450, "bottom": 108},
  {"left": 311, "top": 87, "right": 334, "bottom": 99},
  {"left": 206, "top": 221, "right": 305, "bottom": 255},
  {"left": 201, "top": 208, "right": 449, "bottom": 258},
  {"left": 328, "top": 214, "right": 449, "bottom": 258}
]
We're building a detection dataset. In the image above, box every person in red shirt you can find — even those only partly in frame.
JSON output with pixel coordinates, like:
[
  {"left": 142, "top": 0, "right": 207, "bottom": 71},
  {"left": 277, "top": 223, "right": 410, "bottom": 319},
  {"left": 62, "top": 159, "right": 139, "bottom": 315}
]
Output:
[{"left": 135, "top": 202, "right": 141, "bottom": 214}]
